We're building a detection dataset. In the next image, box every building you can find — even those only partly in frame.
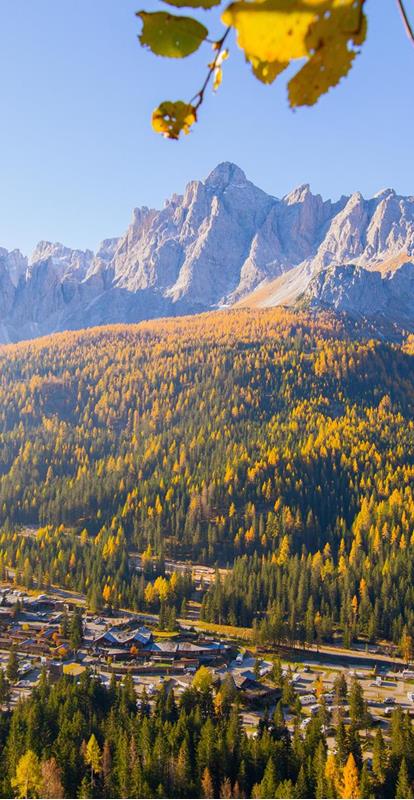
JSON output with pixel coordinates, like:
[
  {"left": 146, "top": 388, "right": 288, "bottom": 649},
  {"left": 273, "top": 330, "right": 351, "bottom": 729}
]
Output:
[
  {"left": 232, "top": 673, "right": 281, "bottom": 707},
  {"left": 93, "top": 626, "right": 153, "bottom": 650}
]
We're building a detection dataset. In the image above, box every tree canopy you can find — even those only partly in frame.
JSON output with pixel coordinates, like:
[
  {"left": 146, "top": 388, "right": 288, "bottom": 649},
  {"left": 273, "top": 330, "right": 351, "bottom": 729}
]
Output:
[{"left": 1, "top": 309, "right": 414, "bottom": 649}]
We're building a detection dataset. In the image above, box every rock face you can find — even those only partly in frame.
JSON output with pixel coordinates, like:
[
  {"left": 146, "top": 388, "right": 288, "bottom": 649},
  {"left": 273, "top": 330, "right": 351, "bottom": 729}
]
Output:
[
  {"left": 29, "top": 241, "right": 94, "bottom": 279},
  {"left": 1, "top": 162, "right": 414, "bottom": 343},
  {"left": 305, "top": 262, "right": 414, "bottom": 325}
]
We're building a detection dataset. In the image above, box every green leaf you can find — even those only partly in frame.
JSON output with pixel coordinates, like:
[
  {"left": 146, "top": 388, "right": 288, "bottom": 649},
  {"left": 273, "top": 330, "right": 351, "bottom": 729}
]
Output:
[
  {"left": 137, "top": 11, "right": 208, "bottom": 58},
  {"left": 162, "top": 0, "right": 221, "bottom": 8},
  {"left": 152, "top": 100, "right": 197, "bottom": 138}
]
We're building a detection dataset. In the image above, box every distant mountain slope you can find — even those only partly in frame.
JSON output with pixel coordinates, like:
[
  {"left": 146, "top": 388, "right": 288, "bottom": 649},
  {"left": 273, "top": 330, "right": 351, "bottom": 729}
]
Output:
[
  {"left": 305, "top": 262, "right": 414, "bottom": 328},
  {"left": 1, "top": 163, "right": 414, "bottom": 342}
]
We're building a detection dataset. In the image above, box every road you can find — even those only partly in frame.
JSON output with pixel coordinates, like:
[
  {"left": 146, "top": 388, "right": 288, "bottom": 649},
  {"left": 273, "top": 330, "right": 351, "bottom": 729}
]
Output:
[
  {"left": 271, "top": 642, "right": 405, "bottom": 673},
  {"left": 4, "top": 536, "right": 409, "bottom": 672}
]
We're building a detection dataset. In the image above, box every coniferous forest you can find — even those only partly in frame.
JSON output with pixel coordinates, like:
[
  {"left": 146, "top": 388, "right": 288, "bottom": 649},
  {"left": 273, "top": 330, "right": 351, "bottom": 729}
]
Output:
[
  {"left": 0, "top": 666, "right": 414, "bottom": 799},
  {"left": 1, "top": 310, "right": 414, "bottom": 646},
  {"left": 1, "top": 308, "right": 414, "bottom": 797}
]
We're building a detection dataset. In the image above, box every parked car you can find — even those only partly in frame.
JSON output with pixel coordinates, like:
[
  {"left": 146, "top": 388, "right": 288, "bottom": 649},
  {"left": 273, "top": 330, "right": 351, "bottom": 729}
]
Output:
[{"left": 300, "top": 694, "right": 317, "bottom": 706}]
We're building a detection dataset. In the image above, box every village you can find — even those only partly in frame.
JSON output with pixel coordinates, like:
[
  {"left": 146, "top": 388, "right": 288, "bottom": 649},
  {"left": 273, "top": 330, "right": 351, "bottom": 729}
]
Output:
[
  {"left": 1, "top": 582, "right": 414, "bottom": 751},
  {"left": 0, "top": 584, "right": 279, "bottom": 713}
]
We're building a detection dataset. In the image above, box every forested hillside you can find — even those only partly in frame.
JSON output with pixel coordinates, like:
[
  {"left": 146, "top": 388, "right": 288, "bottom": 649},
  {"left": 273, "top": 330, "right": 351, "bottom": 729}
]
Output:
[{"left": 1, "top": 309, "right": 414, "bottom": 646}]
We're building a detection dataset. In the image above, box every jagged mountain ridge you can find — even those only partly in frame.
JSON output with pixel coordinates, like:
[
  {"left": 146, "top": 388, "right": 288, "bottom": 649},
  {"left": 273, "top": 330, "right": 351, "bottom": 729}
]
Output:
[{"left": 1, "top": 162, "right": 414, "bottom": 343}]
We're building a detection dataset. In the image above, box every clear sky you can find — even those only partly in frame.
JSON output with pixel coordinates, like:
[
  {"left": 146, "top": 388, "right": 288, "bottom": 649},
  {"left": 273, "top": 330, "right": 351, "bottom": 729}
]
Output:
[{"left": 0, "top": 0, "right": 413, "bottom": 255}]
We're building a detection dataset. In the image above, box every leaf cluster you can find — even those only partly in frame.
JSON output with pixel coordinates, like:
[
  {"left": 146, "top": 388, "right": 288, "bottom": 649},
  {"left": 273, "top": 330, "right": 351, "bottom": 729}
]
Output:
[{"left": 135, "top": 0, "right": 367, "bottom": 137}]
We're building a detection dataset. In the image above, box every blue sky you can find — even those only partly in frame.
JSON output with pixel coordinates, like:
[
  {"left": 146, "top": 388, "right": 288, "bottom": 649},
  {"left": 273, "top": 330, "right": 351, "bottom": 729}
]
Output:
[{"left": 0, "top": 0, "right": 413, "bottom": 255}]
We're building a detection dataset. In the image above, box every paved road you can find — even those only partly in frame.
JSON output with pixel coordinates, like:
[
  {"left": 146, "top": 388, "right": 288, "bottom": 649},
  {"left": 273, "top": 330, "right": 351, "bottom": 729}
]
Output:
[{"left": 273, "top": 643, "right": 404, "bottom": 673}]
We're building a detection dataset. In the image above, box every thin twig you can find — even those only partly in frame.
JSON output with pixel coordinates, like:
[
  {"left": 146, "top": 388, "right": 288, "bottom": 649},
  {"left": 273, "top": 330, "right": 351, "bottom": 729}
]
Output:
[
  {"left": 190, "top": 27, "right": 231, "bottom": 110},
  {"left": 396, "top": 0, "right": 414, "bottom": 45}
]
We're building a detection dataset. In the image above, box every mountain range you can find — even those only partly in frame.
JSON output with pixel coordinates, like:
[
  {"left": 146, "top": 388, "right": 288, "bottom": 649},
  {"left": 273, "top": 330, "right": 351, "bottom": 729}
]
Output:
[{"left": 1, "top": 161, "right": 414, "bottom": 343}]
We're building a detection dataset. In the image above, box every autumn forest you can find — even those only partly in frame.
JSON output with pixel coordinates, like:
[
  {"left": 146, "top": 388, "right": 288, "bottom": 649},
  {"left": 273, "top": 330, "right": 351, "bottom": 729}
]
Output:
[
  {"left": 1, "top": 309, "right": 414, "bottom": 642},
  {"left": 1, "top": 308, "right": 414, "bottom": 798}
]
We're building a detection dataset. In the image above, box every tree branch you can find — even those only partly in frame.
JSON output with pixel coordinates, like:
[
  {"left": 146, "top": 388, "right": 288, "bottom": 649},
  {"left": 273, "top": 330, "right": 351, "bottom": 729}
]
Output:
[
  {"left": 396, "top": 0, "right": 414, "bottom": 45},
  {"left": 191, "top": 27, "right": 231, "bottom": 111}
]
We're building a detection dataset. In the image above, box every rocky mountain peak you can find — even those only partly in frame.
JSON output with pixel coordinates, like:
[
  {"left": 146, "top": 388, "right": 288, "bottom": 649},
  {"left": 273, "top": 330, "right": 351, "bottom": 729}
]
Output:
[
  {"left": 0, "top": 248, "right": 27, "bottom": 287},
  {"left": 373, "top": 188, "right": 396, "bottom": 200},
  {"left": 29, "top": 241, "right": 93, "bottom": 279},
  {"left": 204, "top": 161, "right": 247, "bottom": 189},
  {"left": 131, "top": 207, "right": 155, "bottom": 228},
  {"left": 1, "top": 164, "right": 413, "bottom": 343},
  {"left": 95, "top": 238, "right": 120, "bottom": 261},
  {"left": 347, "top": 190, "right": 364, "bottom": 204},
  {"left": 283, "top": 183, "right": 313, "bottom": 205}
]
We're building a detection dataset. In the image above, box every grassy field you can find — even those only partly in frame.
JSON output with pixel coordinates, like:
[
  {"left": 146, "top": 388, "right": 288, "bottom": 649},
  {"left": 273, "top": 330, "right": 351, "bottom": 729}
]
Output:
[
  {"left": 154, "top": 630, "right": 180, "bottom": 639},
  {"left": 182, "top": 618, "right": 253, "bottom": 641}
]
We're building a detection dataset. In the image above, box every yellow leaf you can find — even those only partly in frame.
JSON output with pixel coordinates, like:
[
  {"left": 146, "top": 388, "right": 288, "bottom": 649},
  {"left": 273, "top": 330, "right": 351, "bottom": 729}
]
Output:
[
  {"left": 288, "top": 40, "right": 354, "bottom": 106},
  {"left": 162, "top": 0, "right": 220, "bottom": 6},
  {"left": 305, "top": 0, "right": 366, "bottom": 52},
  {"left": 137, "top": 11, "right": 208, "bottom": 58},
  {"left": 223, "top": 0, "right": 366, "bottom": 99},
  {"left": 152, "top": 100, "right": 197, "bottom": 139},
  {"left": 212, "top": 48, "right": 229, "bottom": 91},
  {"left": 222, "top": 0, "right": 326, "bottom": 63},
  {"left": 216, "top": 47, "right": 230, "bottom": 65},
  {"left": 213, "top": 66, "right": 223, "bottom": 91},
  {"left": 249, "top": 56, "right": 288, "bottom": 84}
]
